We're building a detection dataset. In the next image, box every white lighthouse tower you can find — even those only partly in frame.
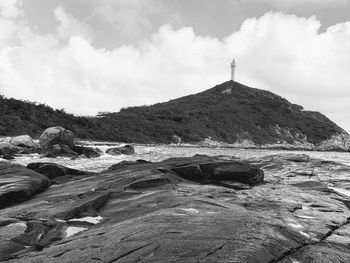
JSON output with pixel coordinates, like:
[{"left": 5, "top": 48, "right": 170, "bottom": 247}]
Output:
[{"left": 231, "top": 59, "right": 236, "bottom": 81}]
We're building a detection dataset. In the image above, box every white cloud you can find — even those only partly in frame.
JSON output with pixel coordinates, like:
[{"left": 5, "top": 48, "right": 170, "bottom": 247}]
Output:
[
  {"left": 54, "top": 6, "right": 93, "bottom": 41},
  {"left": 226, "top": 12, "right": 350, "bottom": 96},
  {"left": 1, "top": 4, "right": 350, "bottom": 131},
  {"left": 0, "top": 0, "right": 23, "bottom": 19}
]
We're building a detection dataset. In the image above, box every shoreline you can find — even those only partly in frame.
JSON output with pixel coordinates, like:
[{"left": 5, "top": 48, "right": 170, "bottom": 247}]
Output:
[{"left": 78, "top": 140, "right": 350, "bottom": 154}]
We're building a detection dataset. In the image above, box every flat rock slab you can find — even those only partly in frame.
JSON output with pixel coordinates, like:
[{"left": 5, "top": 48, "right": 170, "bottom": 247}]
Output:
[
  {"left": 1, "top": 154, "right": 350, "bottom": 262},
  {"left": 0, "top": 162, "right": 50, "bottom": 209}
]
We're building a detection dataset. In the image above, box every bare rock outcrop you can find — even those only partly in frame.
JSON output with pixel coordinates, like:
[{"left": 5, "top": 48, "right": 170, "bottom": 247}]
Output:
[
  {"left": 0, "top": 162, "right": 50, "bottom": 209},
  {"left": 106, "top": 145, "right": 135, "bottom": 155},
  {"left": 10, "top": 135, "right": 36, "bottom": 148},
  {"left": 39, "top": 126, "right": 75, "bottom": 148},
  {"left": 1, "top": 154, "right": 350, "bottom": 262}
]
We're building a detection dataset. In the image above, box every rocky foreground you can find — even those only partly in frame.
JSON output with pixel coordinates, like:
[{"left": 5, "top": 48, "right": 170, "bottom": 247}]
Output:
[{"left": 1, "top": 154, "right": 350, "bottom": 262}]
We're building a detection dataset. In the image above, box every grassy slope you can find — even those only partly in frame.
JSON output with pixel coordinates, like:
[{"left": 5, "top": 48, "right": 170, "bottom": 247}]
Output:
[{"left": 104, "top": 81, "right": 344, "bottom": 144}]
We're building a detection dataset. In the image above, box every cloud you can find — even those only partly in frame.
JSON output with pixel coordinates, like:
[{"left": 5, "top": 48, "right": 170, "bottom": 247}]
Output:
[
  {"left": 91, "top": 0, "right": 180, "bottom": 41},
  {"left": 259, "top": 0, "right": 348, "bottom": 8},
  {"left": 1, "top": 4, "right": 350, "bottom": 131},
  {"left": 54, "top": 6, "right": 93, "bottom": 41},
  {"left": 226, "top": 12, "right": 350, "bottom": 96},
  {"left": 0, "top": 0, "right": 23, "bottom": 19}
]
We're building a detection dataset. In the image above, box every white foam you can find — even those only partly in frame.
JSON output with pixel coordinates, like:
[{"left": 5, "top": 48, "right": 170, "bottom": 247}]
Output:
[
  {"left": 299, "top": 231, "right": 310, "bottom": 238},
  {"left": 68, "top": 216, "right": 103, "bottom": 225},
  {"left": 296, "top": 215, "right": 315, "bottom": 219},
  {"left": 9, "top": 143, "right": 350, "bottom": 174},
  {"left": 181, "top": 208, "right": 199, "bottom": 214},
  {"left": 329, "top": 187, "right": 350, "bottom": 198},
  {"left": 7, "top": 222, "right": 26, "bottom": 230},
  {"left": 288, "top": 223, "right": 303, "bottom": 229},
  {"left": 65, "top": 226, "right": 87, "bottom": 237},
  {"left": 16, "top": 222, "right": 26, "bottom": 227}
]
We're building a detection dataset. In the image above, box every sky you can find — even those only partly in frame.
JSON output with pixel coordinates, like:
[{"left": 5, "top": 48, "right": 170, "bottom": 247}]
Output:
[{"left": 1, "top": 1, "right": 350, "bottom": 131}]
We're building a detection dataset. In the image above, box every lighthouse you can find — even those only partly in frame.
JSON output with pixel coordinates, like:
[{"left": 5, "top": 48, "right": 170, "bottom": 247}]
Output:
[{"left": 231, "top": 59, "right": 236, "bottom": 81}]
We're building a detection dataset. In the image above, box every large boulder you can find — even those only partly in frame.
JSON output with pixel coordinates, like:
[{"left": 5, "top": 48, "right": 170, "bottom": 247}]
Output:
[
  {"left": 10, "top": 135, "right": 35, "bottom": 148},
  {"left": 106, "top": 145, "right": 135, "bottom": 155},
  {"left": 0, "top": 162, "right": 51, "bottom": 209},
  {"left": 39, "top": 127, "right": 75, "bottom": 148}
]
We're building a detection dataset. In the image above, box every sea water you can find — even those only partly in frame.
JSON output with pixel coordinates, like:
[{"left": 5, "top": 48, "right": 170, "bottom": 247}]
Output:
[{"left": 9, "top": 142, "right": 350, "bottom": 173}]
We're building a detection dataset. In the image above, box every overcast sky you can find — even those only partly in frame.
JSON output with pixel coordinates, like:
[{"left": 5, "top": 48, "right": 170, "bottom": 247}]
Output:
[{"left": 1, "top": 0, "right": 350, "bottom": 131}]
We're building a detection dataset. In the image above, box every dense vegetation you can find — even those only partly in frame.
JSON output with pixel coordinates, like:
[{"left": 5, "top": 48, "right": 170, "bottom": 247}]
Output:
[
  {"left": 0, "top": 81, "right": 345, "bottom": 144},
  {"left": 0, "top": 95, "right": 113, "bottom": 140}
]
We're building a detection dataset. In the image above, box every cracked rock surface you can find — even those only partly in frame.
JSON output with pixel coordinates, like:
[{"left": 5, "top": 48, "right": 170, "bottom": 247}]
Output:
[{"left": 1, "top": 154, "right": 350, "bottom": 262}]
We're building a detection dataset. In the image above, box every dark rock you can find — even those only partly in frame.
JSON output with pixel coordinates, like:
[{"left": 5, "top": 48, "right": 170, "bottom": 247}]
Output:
[
  {"left": 41, "top": 144, "right": 78, "bottom": 158},
  {"left": 108, "top": 159, "right": 150, "bottom": 170},
  {"left": 0, "top": 241, "right": 26, "bottom": 261},
  {"left": 71, "top": 146, "right": 102, "bottom": 158},
  {"left": 40, "top": 151, "right": 57, "bottom": 158},
  {"left": 160, "top": 155, "right": 264, "bottom": 186},
  {"left": 106, "top": 145, "right": 135, "bottom": 155},
  {"left": 292, "top": 181, "right": 330, "bottom": 191},
  {"left": 27, "top": 163, "right": 90, "bottom": 179},
  {"left": 285, "top": 154, "right": 310, "bottom": 162},
  {"left": 172, "top": 135, "right": 182, "bottom": 144},
  {"left": 17, "top": 147, "right": 41, "bottom": 155},
  {"left": 39, "top": 126, "right": 75, "bottom": 148},
  {"left": 126, "top": 176, "right": 171, "bottom": 190},
  {"left": 0, "top": 162, "right": 51, "bottom": 209},
  {"left": 1, "top": 154, "right": 15, "bottom": 160},
  {"left": 0, "top": 142, "right": 19, "bottom": 156}
]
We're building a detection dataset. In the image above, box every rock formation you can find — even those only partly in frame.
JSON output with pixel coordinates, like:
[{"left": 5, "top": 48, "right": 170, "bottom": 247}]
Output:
[
  {"left": 1, "top": 154, "right": 350, "bottom": 262},
  {"left": 0, "top": 162, "right": 50, "bottom": 209},
  {"left": 10, "top": 135, "right": 36, "bottom": 148},
  {"left": 106, "top": 145, "right": 135, "bottom": 155},
  {"left": 39, "top": 127, "right": 75, "bottom": 148},
  {"left": 0, "top": 128, "right": 103, "bottom": 160}
]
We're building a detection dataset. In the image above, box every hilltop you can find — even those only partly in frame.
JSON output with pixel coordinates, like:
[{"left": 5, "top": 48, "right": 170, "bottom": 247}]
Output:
[
  {"left": 102, "top": 81, "right": 345, "bottom": 146},
  {"left": 0, "top": 81, "right": 347, "bottom": 148}
]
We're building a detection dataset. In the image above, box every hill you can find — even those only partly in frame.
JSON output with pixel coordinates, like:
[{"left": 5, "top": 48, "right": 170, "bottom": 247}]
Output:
[
  {"left": 0, "top": 95, "right": 114, "bottom": 141},
  {"left": 0, "top": 81, "right": 346, "bottom": 147},
  {"left": 102, "top": 81, "right": 345, "bottom": 145}
]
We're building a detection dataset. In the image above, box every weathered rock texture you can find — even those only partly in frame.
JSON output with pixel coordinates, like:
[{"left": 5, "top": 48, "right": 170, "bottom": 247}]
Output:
[
  {"left": 9, "top": 135, "right": 35, "bottom": 148},
  {"left": 0, "top": 162, "right": 50, "bottom": 209},
  {"left": 1, "top": 154, "right": 350, "bottom": 262},
  {"left": 106, "top": 145, "right": 135, "bottom": 155},
  {"left": 39, "top": 127, "right": 75, "bottom": 148}
]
